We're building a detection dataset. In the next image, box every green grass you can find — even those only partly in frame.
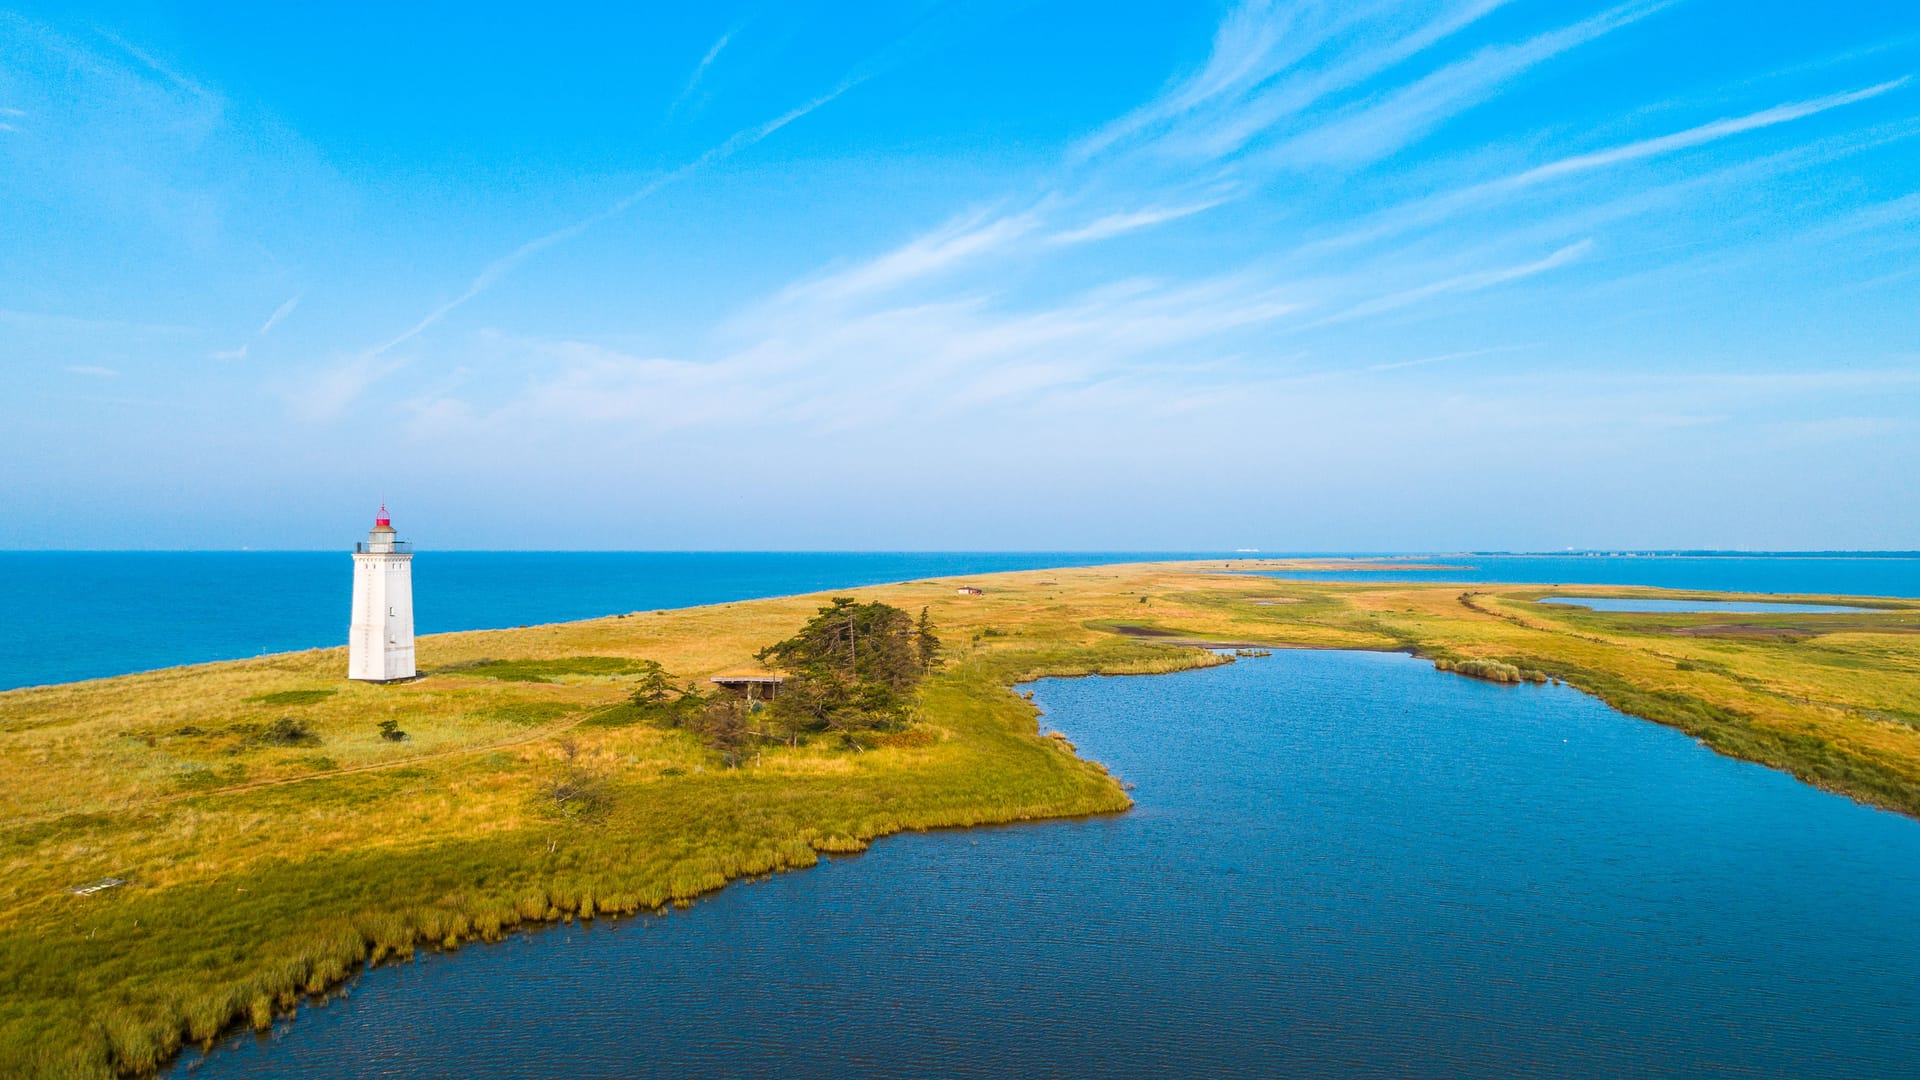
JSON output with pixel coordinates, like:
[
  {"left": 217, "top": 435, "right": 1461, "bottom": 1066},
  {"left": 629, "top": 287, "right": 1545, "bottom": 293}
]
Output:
[
  {"left": 1434, "top": 658, "right": 1543, "bottom": 684},
  {"left": 245, "top": 690, "right": 337, "bottom": 707},
  {"left": 474, "top": 702, "right": 577, "bottom": 726},
  {"left": 449, "top": 657, "right": 655, "bottom": 682}
]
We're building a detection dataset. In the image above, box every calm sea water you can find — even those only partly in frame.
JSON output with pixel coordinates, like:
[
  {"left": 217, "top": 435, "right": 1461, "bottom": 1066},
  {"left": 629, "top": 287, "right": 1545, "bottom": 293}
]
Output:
[
  {"left": 4, "top": 552, "right": 1916, "bottom": 693},
  {"left": 172, "top": 651, "right": 1920, "bottom": 1078},
  {"left": 0, "top": 552, "right": 1210, "bottom": 692}
]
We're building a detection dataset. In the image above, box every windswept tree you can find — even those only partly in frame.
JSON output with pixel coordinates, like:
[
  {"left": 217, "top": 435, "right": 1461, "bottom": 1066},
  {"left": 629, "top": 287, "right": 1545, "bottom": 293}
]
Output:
[
  {"left": 687, "top": 696, "right": 753, "bottom": 767},
  {"left": 627, "top": 663, "right": 709, "bottom": 727},
  {"left": 630, "top": 661, "right": 677, "bottom": 707},
  {"left": 625, "top": 663, "right": 762, "bottom": 761},
  {"left": 916, "top": 607, "right": 942, "bottom": 673},
  {"left": 758, "top": 598, "right": 926, "bottom": 739}
]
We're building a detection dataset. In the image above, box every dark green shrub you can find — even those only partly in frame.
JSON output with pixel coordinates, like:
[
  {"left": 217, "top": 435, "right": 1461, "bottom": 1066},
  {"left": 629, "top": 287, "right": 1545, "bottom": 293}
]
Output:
[
  {"left": 258, "top": 717, "right": 320, "bottom": 747},
  {"left": 248, "top": 689, "right": 336, "bottom": 707}
]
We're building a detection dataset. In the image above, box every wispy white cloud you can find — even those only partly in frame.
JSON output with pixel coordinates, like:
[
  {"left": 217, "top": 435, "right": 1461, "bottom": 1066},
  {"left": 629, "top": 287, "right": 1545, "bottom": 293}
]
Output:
[
  {"left": 1273, "top": 1, "right": 1671, "bottom": 168},
  {"left": 1362, "top": 344, "right": 1530, "bottom": 373},
  {"left": 1075, "top": 0, "right": 1647, "bottom": 180},
  {"left": 0, "top": 307, "right": 194, "bottom": 335},
  {"left": 1048, "top": 200, "right": 1225, "bottom": 244},
  {"left": 0, "top": 13, "right": 310, "bottom": 265},
  {"left": 357, "top": 71, "right": 871, "bottom": 368},
  {"left": 209, "top": 293, "right": 301, "bottom": 360},
  {"left": 1830, "top": 257, "right": 1920, "bottom": 297},
  {"left": 257, "top": 294, "right": 300, "bottom": 336},
  {"left": 98, "top": 29, "right": 213, "bottom": 100},
  {"left": 1765, "top": 415, "right": 1904, "bottom": 444},
  {"left": 403, "top": 267, "right": 1309, "bottom": 445},
  {"left": 21, "top": 0, "right": 1906, "bottom": 548},
  {"left": 396, "top": 1, "right": 1909, "bottom": 456},
  {"left": 289, "top": 354, "right": 407, "bottom": 423},
  {"left": 1802, "top": 190, "right": 1920, "bottom": 239},
  {"left": 1509, "top": 78, "right": 1909, "bottom": 187},
  {"left": 1072, "top": 0, "right": 1307, "bottom": 162},
  {"left": 669, "top": 28, "right": 736, "bottom": 117},
  {"left": 464, "top": 1, "right": 1889, "bottom": 449},
  {"left": 779, "top": 210, "right": 1043, "bottom": 305},
  {"left": 1303, "top": 79, "right": 1910, "bottom": 259},
  {"left": 1153, "top": 0, "right": 1523, "bottom": 165},
  {"left": 336, "top": 3, "right": 988, "bottom": 383},
  {"left": 1312, "top": 239, "right": 1594, "bottom": 325}
]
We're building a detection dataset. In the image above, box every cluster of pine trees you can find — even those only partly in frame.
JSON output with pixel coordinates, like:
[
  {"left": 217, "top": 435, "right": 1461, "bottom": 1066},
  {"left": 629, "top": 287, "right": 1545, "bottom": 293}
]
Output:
[
  {"left": 626, "top": 597, "right": 940, "bottom": 764},
  {"left": 757, "top": 597, "right": 940, "bottom": 739}
]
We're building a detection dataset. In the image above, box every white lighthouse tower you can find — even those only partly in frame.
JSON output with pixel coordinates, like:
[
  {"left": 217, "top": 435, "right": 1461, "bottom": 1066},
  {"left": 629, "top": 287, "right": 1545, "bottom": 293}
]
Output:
[{"left": 348, "top": 506, "right": 415, "bottom": 682}]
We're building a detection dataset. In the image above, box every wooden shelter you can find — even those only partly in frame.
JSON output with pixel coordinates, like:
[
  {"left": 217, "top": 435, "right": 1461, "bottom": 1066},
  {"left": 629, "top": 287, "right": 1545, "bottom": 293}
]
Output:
[{"left": 709, "top": 670, "right": 786, "bottom": 701}]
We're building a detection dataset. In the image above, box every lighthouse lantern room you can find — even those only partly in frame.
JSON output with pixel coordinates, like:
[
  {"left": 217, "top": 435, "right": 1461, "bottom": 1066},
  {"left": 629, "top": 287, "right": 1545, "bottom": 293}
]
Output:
[{"left": 348, "top": 506, "right": 416, "bottom": 682}]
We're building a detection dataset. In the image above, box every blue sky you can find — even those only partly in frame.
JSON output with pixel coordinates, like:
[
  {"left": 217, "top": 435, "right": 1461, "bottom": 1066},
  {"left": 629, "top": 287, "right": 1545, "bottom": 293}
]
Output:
[{"left": 2, "top": 1, "right": 1916, "bottom": 551}]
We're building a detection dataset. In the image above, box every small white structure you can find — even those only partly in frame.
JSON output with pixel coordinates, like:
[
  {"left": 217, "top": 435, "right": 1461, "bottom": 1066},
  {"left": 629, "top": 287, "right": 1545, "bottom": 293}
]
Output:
[{"left": 348, "top": 506, "right": 415, "bottom": 682}]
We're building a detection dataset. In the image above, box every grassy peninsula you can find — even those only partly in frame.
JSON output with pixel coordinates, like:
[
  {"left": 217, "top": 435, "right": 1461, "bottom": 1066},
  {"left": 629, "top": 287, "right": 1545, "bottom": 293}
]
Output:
[{"left": 4, "top": 560, "right": 1919, "bottom": 1077}]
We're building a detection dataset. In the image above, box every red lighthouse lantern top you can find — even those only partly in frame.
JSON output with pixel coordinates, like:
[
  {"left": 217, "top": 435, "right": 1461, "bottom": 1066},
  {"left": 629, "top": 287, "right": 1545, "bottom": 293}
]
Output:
[{"left": 375, "top": 504, "right": 390, "bottom": 528}]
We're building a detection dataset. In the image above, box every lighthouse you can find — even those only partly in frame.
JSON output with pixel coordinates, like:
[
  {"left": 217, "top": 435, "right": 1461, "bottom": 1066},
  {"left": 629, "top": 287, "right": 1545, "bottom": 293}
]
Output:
[{"left": 348, "top": 506, "right": 416, "bottom": 682}]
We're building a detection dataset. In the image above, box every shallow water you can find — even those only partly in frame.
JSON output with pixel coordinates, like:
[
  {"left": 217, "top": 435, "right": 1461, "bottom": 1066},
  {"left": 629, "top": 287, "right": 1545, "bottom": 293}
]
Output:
[
  {"left": 1538, "top": 596, "right": 1886, "bottom": 614},
  {"left": 1264, "top": 553, "right": 1920, "bottom": 597},
  {"left": 173, "top": 651, "right": 1920, "bottom": 1078}
]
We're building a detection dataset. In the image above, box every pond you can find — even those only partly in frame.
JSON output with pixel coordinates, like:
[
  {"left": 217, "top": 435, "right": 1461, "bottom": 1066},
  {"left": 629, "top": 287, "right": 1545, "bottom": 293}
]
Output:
[
  {"left": 1537, "top": 597, "right": 1886, "bottom": 614},
  {"left": 1256, "top": 553, "right": 1920, "bottom": 597},
  {"left": 174, "top": 651, "right": 1920, "bottom": 1078}
]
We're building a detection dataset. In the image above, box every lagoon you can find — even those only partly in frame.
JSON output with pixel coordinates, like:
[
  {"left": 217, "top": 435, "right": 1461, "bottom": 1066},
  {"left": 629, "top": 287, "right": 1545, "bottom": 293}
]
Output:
[
  {"left": 1265, "top": 553, "right": 1920, "bottom": 597},
  {"left": 1537, "top": 596, "right": 1883, "bottom": 614},
  {"left": 173, "top": 650, "right": 1920, "bottom": 1078}
]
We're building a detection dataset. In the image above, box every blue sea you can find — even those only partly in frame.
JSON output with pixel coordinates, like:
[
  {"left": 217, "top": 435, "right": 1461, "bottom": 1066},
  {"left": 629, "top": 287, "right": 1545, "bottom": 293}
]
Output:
[
  {"left": 0, "top": 551, "right": 1217, "bottom": 692},
  {"left": 3, "top": 551, "right": 1917, "bottom": 692}
]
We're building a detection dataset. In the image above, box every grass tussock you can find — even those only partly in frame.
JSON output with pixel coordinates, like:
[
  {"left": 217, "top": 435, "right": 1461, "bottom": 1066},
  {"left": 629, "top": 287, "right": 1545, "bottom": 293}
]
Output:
[
  {"left": 1434, "top": 658, "right": 1547, "bottom": 685},
  {"left": 245, "top": 689, "right": 336, "bottom": 707},
  {"left": 452, "top": 657, "right": 655, "bottom": 682},
  {"left": 255, "top": 717, "right": 321, "bottom": 747},
  {"left": 478, "top": 701, "right": 576, "bottom": 727}
]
